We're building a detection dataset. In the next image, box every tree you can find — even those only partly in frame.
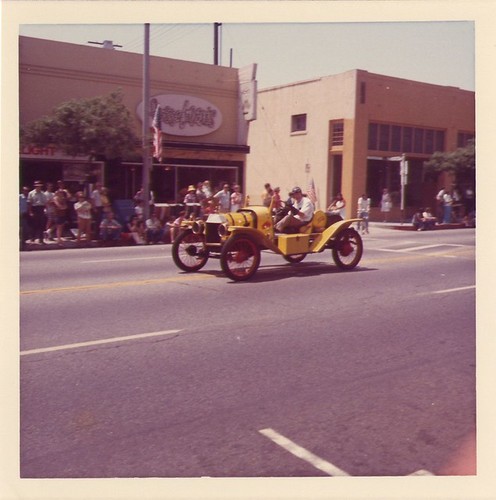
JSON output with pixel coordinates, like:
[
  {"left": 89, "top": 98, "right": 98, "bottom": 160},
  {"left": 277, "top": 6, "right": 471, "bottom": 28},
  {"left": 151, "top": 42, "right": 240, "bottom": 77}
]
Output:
[
  {"left": 423, "top": 140, "right": 475, "bottom": 187},
  {"left": 21, "top": 90, "right": 139, "bottom": 160}
]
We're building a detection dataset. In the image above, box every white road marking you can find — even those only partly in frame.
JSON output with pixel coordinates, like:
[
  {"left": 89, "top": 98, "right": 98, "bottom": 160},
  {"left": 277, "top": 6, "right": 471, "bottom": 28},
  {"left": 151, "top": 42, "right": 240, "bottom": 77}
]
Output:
[
  {"left": 259, "top": 428, "right": 350, "bottom": 476},
  {"left": 424, "top": 285, "right": 475, "bottom": 295},
  {"left": 377, "top": 243, "right": 466, "bottom": 253},
  {"left": 20, "top": 329, "right": 181, "bottom": 356},
  {"left": 260, "top": 428, "right": 436, "bottom": 477},
  {"left": 409, "top": 469, "right": 435, "bottom": 476}
]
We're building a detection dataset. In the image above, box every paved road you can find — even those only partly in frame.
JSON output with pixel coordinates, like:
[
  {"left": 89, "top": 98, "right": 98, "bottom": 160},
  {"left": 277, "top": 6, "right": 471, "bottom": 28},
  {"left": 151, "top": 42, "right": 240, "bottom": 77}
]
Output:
[{"left": 19, "top": 226, "right": 476, "bottom": 480}]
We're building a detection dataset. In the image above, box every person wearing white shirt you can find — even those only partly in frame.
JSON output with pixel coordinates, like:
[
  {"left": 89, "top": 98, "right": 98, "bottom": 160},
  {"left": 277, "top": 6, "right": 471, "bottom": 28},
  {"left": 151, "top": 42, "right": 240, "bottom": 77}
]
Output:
[
  {"left": 275, "top": 186, "right": 314, "bottom": 232},
  {"left": 357, "top": 194, "right": 371, "bottom": 234}
]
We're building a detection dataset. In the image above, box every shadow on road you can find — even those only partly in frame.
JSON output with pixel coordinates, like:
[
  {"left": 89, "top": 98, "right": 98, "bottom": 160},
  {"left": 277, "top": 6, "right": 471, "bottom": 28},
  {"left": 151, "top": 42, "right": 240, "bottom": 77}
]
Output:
[{"left": 185, "top": 261, "right": 377, "bottom": 284}]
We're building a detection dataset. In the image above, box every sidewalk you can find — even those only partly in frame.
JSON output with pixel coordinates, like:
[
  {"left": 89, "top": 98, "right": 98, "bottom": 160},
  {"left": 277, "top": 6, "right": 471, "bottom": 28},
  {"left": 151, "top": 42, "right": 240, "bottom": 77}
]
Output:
[{"left": 20, "top": 221, "right": 471, "bottom": 252}]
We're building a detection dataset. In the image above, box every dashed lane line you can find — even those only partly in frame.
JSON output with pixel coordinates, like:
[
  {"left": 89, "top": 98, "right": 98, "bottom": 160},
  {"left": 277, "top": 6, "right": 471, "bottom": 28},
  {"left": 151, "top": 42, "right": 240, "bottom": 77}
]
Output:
[
  {"left": 420, "top": 285, "right": 475, "bottom": 295},
  {"left": 20, "top": 274, "right": 215, "bottom": 295},
  {"left": 259, "top": 428, "right": 435, "bottom": 477},
  {"left": 259, "top": 428, "right": 350, "bottom": 476},
  {"left": 20, "top": 329, "right": 182, "bottom": 356}
]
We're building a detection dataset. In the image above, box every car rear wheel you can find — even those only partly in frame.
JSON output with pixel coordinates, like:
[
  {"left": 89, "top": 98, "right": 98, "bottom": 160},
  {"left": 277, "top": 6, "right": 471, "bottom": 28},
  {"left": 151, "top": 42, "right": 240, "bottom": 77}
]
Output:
[
  {"left": 332, "top": 228, "right": 363, "bottom": 269},
  {"left": 172, "top": 229, "right": 209, "bottom": 272},
  {"left": 220, "top": 235, "right": 261, "bottom": 281}
]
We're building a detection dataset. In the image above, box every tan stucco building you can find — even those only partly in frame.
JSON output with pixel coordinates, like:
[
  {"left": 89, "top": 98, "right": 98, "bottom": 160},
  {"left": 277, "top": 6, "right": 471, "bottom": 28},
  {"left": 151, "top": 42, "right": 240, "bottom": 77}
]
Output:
[
  {"left": 245, "top": 69, "right": 475, "bottom": 220},
  {"left": 19, "top": 35, "right": 253, "bottom": 203},
  {"left": 20, "top": 37, "right": 474, "bottom": 221}
]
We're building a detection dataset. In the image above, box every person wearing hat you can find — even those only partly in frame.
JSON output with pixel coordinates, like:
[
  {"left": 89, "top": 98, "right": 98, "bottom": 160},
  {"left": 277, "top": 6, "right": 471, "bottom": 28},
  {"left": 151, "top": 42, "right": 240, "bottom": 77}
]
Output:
[
  {"left": 274, "top": 186, "right": 314, "bottom": 233},
  {"left": 27, "top": 181, "right": 48, "bottom": 244},
  {"left": 183, "top": 185, "right": 199, "bottom": 219}
]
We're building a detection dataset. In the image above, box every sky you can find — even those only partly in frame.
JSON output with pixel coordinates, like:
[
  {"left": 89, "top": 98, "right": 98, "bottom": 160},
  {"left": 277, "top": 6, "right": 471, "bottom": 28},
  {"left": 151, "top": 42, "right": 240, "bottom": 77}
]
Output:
[{"left": 19, "top": 21, "right": 475, "bottom": 91}]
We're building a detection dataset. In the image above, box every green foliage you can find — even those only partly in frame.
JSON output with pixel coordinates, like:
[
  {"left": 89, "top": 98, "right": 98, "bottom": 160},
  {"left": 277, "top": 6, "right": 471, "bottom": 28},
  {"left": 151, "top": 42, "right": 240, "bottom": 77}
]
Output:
[
  {"left": 424, "top": 140, "right": 475, "bottom": 185},
  {"left": 21, "top": 90, "right": 139, "bottom": 160}
]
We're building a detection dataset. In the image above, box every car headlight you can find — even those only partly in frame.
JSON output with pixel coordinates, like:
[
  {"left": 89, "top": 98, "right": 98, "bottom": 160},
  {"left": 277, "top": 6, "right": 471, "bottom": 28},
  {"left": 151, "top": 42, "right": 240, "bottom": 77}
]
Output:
[
  {"left": 218, "top": 223, "right": 229, "bottom": 237},
  {"left": 192, "top": 220, "right": 205, "bottom": 234}
]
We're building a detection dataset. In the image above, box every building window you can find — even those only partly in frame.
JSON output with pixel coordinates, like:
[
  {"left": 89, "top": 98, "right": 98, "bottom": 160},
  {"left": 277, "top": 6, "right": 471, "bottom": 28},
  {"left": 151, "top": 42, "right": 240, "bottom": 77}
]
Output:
[
  {"left": 424, "top": 129, "right": 434, "bottom": 154},
  {"left": 391, "top": 125, "right": 402, "bottom": 152},
  {"left": 331, "top": 121, "right": 344, "bottom": 146},
  {"left": 291, "top": 114, "right": 307, "bottom": 133},
  {"left": 413, "top": 128, "right": 424, "bottom": 153},
  {"left": 402, "top": 127, "right": 413, "bottom": 153},
  {"left": 368, "top": 122, "right": 446, "bottom": 155},
  {"left": 435, "top": 130, "right": 445, "bottom": 151},
  {"left": 379, "top": 124, "right": 390, "bottom": 151},
  {"left": 368, "top": 123, "right": 378, "bottom": 150},
  {"left": 457, "top": 131, "right": 475, "bottom": 148}
]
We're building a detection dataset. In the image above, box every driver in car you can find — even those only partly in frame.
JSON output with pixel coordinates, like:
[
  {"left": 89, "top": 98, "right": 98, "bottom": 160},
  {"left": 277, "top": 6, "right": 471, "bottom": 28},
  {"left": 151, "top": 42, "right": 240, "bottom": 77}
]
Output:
[{"left": 274, "top": 186, "right": 314, "bottom": 233}]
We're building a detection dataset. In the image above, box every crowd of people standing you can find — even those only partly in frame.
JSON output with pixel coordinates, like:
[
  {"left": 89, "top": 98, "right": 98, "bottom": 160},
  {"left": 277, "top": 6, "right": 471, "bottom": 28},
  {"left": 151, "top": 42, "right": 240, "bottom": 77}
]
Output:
[
  {"left": 19, "top": 179, "right": 248, "bottom": 250},
  {"left": 19, "top": 180, "right": 123, "bottom": 249}
]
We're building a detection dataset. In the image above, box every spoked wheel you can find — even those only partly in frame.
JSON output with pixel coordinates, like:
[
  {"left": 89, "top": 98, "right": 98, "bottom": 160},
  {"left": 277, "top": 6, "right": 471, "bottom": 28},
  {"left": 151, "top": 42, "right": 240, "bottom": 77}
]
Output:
[
  {"left": 172, "top": 229, "right": 210, "bottom": 272},
  {"left": 332, "top": 228, "right": 363, "bottom": 270},
  {"left": 220, "top": 235, "right": 261, "bottom": 281},
  {"left": 283, "top": 253, "right": 306, "bottom": 264}
]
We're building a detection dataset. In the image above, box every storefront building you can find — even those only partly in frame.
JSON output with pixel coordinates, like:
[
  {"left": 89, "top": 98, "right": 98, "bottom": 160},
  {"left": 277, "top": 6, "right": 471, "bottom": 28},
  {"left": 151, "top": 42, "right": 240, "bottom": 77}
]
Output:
[
  {"left": 245, "top": 69, "right": 475, "bottom": 220},
  {"left": 19, "top": 36, "right": 255, "bottom": 207}
]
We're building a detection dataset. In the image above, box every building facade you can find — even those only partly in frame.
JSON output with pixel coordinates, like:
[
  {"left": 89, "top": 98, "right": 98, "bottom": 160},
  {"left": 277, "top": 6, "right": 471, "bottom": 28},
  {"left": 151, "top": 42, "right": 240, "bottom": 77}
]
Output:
[
  {"left": 245, "top": 69, "right": 475, "bottom": 220},
  {"left": 19, "top": 36, "right": 254, "bottom": 204}
]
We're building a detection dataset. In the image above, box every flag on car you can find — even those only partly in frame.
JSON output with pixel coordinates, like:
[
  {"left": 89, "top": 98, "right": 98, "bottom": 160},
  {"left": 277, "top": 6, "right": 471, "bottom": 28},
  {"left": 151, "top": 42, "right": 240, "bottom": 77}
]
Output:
[
  {"left": 307, "top": 178, "right": 317, "bottom": 206},
  {"left": 152, "top": 105, "right": 163, "bottom": 162}
]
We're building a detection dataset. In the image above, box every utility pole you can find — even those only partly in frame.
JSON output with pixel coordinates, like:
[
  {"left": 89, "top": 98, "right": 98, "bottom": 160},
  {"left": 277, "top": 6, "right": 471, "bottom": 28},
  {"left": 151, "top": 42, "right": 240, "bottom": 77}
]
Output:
[{"left": 142, "top": 23, "right": 151, "bottom": 221}]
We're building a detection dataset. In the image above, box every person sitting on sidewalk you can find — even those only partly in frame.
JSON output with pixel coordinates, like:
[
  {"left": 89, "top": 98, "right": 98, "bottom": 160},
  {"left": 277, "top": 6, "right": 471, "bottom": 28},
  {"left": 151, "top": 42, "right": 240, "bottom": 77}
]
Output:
[
  {"left": 412, "top": 208, "right": 425, "bottom": 231},
  {"left": 421, "top": 207, "right": 437, "bottom": 230},
  {"left": 145, "top": 210, "right": 165, "bottom": 244},
  {"left": 99, "top": 211, "right": 122, "bottom": 244}
]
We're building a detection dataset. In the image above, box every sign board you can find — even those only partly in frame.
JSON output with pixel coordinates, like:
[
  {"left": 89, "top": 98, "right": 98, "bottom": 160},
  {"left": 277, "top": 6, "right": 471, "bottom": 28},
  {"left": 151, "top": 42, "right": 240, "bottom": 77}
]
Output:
[
  {"left": 136, "top": 95, "right": 223, "bottom": 137},
  {"left": 238, "top": 64, "right": 258, "bottom": 122}
]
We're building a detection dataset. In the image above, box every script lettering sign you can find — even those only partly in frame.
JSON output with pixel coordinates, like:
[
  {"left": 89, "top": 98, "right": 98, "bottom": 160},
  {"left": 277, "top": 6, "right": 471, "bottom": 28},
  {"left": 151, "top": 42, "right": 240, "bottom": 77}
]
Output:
[{"left": 137, "top": 95, "right": 223, "bottom": 137}]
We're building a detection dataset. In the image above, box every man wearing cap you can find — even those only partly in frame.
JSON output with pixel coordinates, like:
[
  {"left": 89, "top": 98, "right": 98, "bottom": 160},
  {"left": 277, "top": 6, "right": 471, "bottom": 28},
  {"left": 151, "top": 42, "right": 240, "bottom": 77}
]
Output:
[
  {"left": 27, "top": 181, "right": 48, "bottom": 244},
  {"left": 275, "top": 186, "right": 314, "bottom": 233}
]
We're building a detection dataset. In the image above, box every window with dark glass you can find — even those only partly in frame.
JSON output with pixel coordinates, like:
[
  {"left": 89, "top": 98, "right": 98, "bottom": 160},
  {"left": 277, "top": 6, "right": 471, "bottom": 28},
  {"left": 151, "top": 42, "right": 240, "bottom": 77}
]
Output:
[
  {"left": 424, "top": 129, "right": 434, "bottom": 154},
  {"left": 435, "top": 130, "right": 445, "bottom": 151},
  {"left": 414, "top": 128, "right": 424, "bottom": 153},
  {"left": 291, "top": 114, "right": 307, "bottom": 132},
  {"left": 457, "top": 131, "right": 475, "bottom": 148},
  {"left": 391, "top": 125, "right": 402, "bottom": 151},
  {"left": 368, "top": 123, "right": 378, "bottom": 150},
  {"left": 402, "top": 127, "right": 412, "bottom": 153},
  {"left": 379, "top": 124, "right": 390, "bottom": 151}
]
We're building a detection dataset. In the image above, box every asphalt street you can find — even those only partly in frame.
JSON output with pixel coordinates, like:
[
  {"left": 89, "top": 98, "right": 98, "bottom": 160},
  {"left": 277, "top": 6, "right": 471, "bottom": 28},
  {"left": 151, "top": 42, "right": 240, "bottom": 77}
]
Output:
[{"left": 18, "top": 225, "right": 477, "bottom": 484}]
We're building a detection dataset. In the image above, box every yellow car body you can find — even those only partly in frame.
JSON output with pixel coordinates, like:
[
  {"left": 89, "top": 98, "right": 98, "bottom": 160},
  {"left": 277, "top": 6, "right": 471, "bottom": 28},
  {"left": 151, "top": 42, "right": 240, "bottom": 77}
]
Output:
[{"left": 172, "top": 204, "right": 363, "bottom": 281}]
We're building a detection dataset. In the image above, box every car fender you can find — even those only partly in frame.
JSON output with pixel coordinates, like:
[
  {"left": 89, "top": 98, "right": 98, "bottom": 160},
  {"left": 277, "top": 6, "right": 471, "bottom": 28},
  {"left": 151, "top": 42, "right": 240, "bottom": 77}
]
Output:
[{"left": 309, "top": 219, "right": 362, "bottom": 253}]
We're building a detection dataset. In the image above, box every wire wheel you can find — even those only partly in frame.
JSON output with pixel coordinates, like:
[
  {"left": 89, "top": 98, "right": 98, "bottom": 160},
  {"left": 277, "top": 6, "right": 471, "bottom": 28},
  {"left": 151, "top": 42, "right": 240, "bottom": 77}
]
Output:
[
  {"left": 283, "top": 253, "right": 306, "bottom": 263},
  {"left": 172, "top": 230, "right": 209, "bottom": 272},
  {"left": 220, "top": 235, "right": 261, "bottom": 281},
  {"left": 332, "top": 228, "right": 363, "bottom": 270}
]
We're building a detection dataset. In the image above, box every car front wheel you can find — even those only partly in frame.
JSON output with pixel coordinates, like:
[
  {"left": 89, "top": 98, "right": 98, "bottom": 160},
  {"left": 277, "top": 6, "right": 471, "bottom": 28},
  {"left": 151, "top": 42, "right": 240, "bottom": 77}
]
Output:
[
  {"left": 172, "top": 229, "right": 209, "bottom": 272},
  {"left": 220, "top": 235, "right": 261, "bottom": 281}
]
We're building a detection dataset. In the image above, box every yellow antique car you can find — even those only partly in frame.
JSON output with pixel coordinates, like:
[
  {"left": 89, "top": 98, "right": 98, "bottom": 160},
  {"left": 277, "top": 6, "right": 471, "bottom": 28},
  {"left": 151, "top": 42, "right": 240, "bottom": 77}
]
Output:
[{"left": 172, "top": 204, "right": 363, "bottom": 281}]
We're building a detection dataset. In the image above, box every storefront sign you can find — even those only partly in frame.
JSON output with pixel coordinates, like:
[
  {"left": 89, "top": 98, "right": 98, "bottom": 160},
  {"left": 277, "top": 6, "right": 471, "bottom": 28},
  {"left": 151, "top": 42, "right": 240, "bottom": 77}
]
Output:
[
  {"left": 137, "top": 95, "right": 223, "bottom": 137},
  {"left": 20, "top": 145, "right": 89, "bottom": 161}
]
